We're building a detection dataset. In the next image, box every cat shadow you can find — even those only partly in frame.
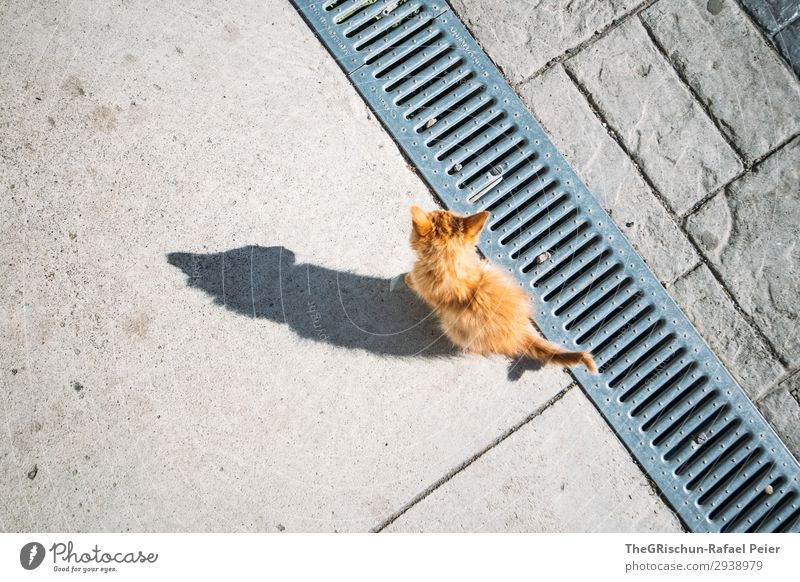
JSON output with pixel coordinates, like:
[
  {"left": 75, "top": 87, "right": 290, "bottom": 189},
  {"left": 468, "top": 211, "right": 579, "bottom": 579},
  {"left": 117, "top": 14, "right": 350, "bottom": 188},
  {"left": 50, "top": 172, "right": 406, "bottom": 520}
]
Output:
[
  {"left": 166, "top": 245, "right": 458, "bottom": 358},
  {"left": 506, "top": 356, "right": 545, "bottom": 381}
]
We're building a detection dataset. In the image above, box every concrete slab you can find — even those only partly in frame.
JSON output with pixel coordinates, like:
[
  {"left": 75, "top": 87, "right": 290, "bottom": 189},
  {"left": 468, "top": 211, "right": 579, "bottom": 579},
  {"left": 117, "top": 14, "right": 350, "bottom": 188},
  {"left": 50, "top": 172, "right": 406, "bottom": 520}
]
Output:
[
  {"left": 0, "top": 0, "right": 574, "bottom": 531},
  {"left": 385, "top": 388, "right": 684, "bottom": 532}
]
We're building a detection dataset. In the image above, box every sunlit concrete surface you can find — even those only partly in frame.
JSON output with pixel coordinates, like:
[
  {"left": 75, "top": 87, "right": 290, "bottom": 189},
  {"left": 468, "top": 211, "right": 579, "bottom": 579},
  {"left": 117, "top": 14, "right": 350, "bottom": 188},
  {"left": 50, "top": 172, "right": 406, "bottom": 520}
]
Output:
[{"left": 0, "top": 0, "right": 683, "bottom": 532}]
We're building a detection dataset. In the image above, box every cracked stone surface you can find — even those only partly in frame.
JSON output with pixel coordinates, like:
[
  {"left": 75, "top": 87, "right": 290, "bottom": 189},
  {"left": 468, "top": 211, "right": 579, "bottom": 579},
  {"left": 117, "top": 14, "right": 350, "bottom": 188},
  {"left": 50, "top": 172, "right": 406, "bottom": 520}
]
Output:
[
  {"left": 448, "top": 0, "right": 639, "bottom": 83},
  {"left": 757, "top": 373, "right": 800, "bottom": 461},
  {"left": 566, "top": 18, "right": 743, "bottom": 216},
  {"left": 385, "top": 389, "right": 683, "bottom": 532},
  {"left": 642, "top": 0, "right": 800, "bottom": 164},
  {"left": 519, "top": 64, "right": 698, "bottom": 284},
  {"left": 670, "top": 265, "right": 785, "bottom": 401},
  {"left": 685, "top": 137, "right": 800, "bottom": 365}
]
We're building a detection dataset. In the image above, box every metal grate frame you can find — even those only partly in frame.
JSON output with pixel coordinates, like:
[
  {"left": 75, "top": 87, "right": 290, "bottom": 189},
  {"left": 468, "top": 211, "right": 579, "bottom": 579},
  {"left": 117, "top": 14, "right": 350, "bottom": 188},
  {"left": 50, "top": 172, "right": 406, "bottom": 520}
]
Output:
[{"left": 291, "top": 0, "right": 800, "bottom": 533}]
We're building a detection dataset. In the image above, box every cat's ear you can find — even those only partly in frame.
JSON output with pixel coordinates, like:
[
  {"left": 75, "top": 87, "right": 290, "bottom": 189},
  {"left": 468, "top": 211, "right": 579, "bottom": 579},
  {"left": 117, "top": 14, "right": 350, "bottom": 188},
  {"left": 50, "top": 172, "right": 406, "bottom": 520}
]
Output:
[
  {"left": 463, "top": 211, "right": 490, "bottom": 238},
  {"left": 411, "top": 206, "right": 433, "bottom": 236}
]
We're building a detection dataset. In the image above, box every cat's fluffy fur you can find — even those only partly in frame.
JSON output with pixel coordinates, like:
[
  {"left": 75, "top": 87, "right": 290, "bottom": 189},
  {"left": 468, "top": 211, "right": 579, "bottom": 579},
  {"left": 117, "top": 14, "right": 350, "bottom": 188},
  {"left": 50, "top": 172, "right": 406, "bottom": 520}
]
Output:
[{"left": 405, "top": 206, "right": 597, "bottom": 374}]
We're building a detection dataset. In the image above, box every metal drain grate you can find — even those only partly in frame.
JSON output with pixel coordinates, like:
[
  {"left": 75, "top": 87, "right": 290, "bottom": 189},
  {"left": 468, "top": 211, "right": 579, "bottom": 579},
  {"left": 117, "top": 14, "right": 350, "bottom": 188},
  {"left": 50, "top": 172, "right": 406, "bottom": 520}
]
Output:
[{"left": 292, "top": 0, "right": 800, "bottom": 533}]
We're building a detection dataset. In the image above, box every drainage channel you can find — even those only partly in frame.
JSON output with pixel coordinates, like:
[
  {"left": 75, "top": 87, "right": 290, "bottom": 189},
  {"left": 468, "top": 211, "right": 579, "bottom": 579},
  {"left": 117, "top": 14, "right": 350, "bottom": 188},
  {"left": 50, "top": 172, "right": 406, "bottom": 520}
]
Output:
[{"left": 291, "top": 0, "right": 800, "bottom": 533}]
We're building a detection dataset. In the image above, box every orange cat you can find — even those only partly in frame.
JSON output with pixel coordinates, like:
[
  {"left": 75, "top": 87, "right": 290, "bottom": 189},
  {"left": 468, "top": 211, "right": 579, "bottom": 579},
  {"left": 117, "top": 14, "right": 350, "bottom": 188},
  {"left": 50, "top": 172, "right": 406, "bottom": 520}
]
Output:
[{"left": 405, "top": 206, "right": 597, "bottom": 374}]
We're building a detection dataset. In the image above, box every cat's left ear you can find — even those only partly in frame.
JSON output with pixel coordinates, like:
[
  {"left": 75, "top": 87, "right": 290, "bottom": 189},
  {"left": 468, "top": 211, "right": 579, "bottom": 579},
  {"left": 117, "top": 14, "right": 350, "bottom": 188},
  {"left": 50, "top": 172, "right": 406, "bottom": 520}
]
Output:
[
  {"left": 411, "top": 206, "right": 433, "bottom": 236},
  {"left": 463, "top": 211, "right": 490, "bottom": 238}
]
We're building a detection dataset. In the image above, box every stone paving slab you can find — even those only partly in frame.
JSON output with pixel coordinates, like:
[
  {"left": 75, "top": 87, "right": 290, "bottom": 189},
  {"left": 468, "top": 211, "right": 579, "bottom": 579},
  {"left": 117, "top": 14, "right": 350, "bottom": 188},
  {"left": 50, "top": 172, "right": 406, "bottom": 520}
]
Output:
[
  {"left": 0, "top": 0, "right": 581, "bottom": 532},
  {"left": 758, "top": 373, "right": 800, "bottom": 461},
  {"left": 775, "top": 17, "right": 800, "bottom": 75},
  {"left": 448, "top": 0, "right": 639, "bottom": 83},
  {"left": 685, "top": 137, "right": 800, "bottom": 366},
  {"left": 740, "top": 0, "right": 800, "bottom": 33},
  {"left": 385, "top": 388, "right": 683, "bottom": 532},
  {"left": 642, "top": 0, "right": 800, "bottom": 164},
  {"left": 519, "top": 64, "right": 698, "bottom": 284},
  {"left": 670, "top": 265, "right": 786, "bottom": 400},
  {"left": 565, "top": 18, "right": 743, "bottom": 215}
]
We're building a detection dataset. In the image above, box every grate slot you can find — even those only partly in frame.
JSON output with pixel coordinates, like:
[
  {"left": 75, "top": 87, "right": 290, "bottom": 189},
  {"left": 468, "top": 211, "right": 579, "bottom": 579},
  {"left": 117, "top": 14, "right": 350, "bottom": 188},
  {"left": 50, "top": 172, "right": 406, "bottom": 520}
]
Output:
[
  {"left": 424, "top": 91, "right": 490, "bottom": 143},
  {"left": 344, "top": 0, "right": 403, "bottom": 34},
  {"left": 575, "top": 290, "right": 653, "bottom": 349},
  {"left": 294, "top": 0, "right": 800, "bottom": 532},
  {"left": 444, "top": 121, "right": 513, "bottom": 170},
  {"left": 725, "top": 477, "right": 788, "bottom": 533},
  {"left": 707, "top": 461, "right": 774, "bottom": 519},
  {"left": 392, "top": 48, "right": 462, "bottom": 101},
  {"left": 565, "top": 281, "right": 638, "bottom": 332},
  {"left": 489, "top": 172, "right": 554, "bottom": 228},
  {"left": 554, "top": 264, "right": 626, "bottom": 319},
  {"left": 698, "top": 448, "right": 765, "bottom": 506},
  {"left": 371, "top": 26, "right": 441, "bottom": 75},
  {"left": 584, "top": 310, "right": 655, "bottom": 359},
  {"left": 377, "top": 39, "right": 450, "bottom": 86},
  {"left": 753, "top": 492, "right": 799, "bottom": 532},
  {"left": 607, "top": 334, "right": 679, "bottom": 389},
  {"left": 628, "top": 360, "right": 696, "bottom": 412},
  {"left": 467, "top": 147, "right": 537, "bottom": 204},
  {"left": 508, "top": 201, "right": 574, "bottom": 258},
  {"left": 687, "top": 433, "right": 753, "bottom": 492},
  {"left": 614, "top": 345, "right": 688, "bottom": 397},
  {"left": 640, "top": 375, "right": 709, "bottom": 433},
  {"left": 650, "top": 390, "right": 722, "bottom": 449},
  {"left": 482, "top": 163, "right": 548, "bottom": 212},
  {"left": 358, "top": 3, "right": 429, "bottom": 53},
  {"left": 775, "top": 507, "right": 800, "bottom": 532},
  {"left": 675, "top": 418, "right": 741, "bottom": 476},
  {"left": 432, "top": 107, "right": 502, "bottom": 158},
  {"left": 663, "top": 397, "right": 730, "bottom": 462},
  {"left": 540, "top": 247, "right": 612, "bottom": 300},
  {"left": 458, "top": 136, "right": 525, "bottom": 189},
  {"left": 594, "top": 318, "right": 663, "bottom": 369},
  {"left": 400, "top": 65, "right": 470, "bottom": 114},
  {"left": 523, "top": 229, "right": 596, "bottom": 276}
]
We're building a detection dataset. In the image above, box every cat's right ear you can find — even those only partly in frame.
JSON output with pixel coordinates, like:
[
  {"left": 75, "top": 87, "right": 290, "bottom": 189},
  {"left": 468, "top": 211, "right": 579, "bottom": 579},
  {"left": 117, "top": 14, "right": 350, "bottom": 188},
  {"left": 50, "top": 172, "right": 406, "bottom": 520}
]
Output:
[
  {"left": 463, "top": 211, "right": 490, "bottom": 238},
  {"left": 411, "top": 206, "right": 433, "bottom": 236}
]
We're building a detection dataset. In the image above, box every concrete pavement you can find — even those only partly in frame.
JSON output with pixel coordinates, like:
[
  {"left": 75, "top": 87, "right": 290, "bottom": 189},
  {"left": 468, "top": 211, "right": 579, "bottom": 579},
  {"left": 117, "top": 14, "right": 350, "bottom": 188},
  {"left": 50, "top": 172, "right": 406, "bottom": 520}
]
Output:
[{"left": 0, "top": 0, "right": 682, "bottom": 531}]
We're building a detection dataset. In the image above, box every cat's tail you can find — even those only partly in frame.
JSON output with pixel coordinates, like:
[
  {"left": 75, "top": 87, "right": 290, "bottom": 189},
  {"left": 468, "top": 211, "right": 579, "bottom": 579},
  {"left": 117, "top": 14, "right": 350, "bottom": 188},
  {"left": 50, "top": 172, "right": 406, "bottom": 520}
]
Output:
[{"left": 524, "top": 335, "right": 598, "bottom": 374}]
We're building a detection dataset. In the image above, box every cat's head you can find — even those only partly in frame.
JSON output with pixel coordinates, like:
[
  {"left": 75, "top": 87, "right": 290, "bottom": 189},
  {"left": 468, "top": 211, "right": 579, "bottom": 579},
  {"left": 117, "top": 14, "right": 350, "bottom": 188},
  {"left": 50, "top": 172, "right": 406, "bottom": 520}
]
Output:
[{"left": 409, "top": 206, "right": 490, "bottom": 254}]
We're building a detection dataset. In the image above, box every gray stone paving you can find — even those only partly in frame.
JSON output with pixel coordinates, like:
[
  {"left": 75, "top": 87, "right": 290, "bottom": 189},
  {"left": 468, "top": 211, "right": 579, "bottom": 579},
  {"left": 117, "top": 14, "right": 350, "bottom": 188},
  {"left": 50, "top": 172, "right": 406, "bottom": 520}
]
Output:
[
  {"left": 566, "top": 18, "right": 743, "bottom": 216},
  {"left": 448, "top": 0, "right": 640, "bottom": 82},
  {"left": 740, "top": 0, "right": 800, "bottom": 75},
  {"left": 775, "top": 17, "right": 800, "bottom": 74},
  {"left": 447, "top": 0, "right": 800, "bottom": 461},
  {"left": 685, "top": 137, "right": 800, "bottom": 365},
  {"left": 670, "top": 265, "right": 786, "bottom": 400},
  {"left": 642, "top": 0, "right": 800, "bottom": 164},
  {"left": 741, "top": 0, "right": 800, "bottom": 32}
]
